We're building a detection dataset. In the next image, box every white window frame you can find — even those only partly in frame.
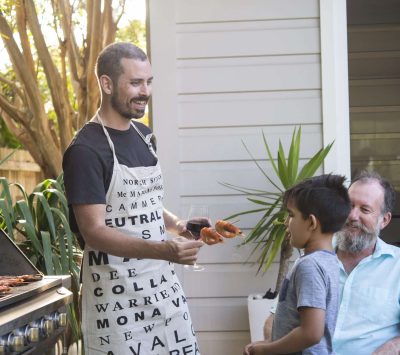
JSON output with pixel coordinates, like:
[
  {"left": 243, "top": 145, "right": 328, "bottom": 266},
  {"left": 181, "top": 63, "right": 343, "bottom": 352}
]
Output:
[{"left": 320, "top": 0, "right": 351, "bottom": 179}]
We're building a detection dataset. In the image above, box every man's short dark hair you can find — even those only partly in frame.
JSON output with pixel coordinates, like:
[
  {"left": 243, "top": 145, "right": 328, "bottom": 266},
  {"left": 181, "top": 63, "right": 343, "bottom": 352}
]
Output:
[
  {"left": 96, "top": 42, "right": 148, "bottom": 85},
  {"left": 351, "top": 171, "right": 396, "bottom": 214},
  {"left": 283, "top": 174, "right": 351, "bottom": 234}
]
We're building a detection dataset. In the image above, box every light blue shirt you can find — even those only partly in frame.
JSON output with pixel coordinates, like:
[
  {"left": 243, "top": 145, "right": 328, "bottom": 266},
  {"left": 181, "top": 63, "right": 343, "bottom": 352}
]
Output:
[{"left": 333, "top": 238, "right": 400, "bottom": 354}]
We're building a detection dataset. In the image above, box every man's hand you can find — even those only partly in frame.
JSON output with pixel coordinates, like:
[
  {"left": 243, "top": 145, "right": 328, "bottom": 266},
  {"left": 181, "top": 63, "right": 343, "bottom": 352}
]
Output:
[
  {"left": 163, "top": 236, "right": 204, "bottom": 265},
  {"left": 243, "top": 340, "right": 270, "bottom": 355}
]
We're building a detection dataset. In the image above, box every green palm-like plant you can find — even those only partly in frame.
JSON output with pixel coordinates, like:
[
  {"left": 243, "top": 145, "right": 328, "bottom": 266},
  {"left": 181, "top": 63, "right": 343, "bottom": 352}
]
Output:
[{"left": 222, "top": 127, "right": 333, "bottom": 298}]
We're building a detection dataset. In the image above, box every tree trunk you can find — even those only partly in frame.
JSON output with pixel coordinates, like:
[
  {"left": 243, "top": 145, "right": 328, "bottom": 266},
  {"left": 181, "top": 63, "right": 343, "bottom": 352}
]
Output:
[{"left": 274, "top": 232, "right": 294, "bottom": 295}]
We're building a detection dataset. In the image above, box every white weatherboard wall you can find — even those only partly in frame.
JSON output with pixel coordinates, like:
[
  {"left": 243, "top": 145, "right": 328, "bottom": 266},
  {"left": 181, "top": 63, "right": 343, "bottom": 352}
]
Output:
[{"left": 148, "top": 1, "right": 349, "bottom": 354}]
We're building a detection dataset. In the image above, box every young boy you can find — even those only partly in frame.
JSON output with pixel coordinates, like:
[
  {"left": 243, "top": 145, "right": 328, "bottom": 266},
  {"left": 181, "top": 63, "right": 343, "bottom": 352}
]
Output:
[{"left": 244, "top": 174, "right": 351, "bottom": 355}]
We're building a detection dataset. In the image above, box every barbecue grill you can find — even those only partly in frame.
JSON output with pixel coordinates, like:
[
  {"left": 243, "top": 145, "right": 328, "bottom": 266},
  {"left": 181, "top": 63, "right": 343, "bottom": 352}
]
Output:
[{"left": 0, "top": 229, "right": 73, "bottom": 354}]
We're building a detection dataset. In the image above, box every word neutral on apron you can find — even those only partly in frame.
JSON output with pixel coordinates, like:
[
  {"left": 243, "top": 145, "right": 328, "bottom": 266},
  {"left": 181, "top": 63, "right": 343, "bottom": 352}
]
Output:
[{"left": 81, "top": 117, "right": 199, "bottom": 355}]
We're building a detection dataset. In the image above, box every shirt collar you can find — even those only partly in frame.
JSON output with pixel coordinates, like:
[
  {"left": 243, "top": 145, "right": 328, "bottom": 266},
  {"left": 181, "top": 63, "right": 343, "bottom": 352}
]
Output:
[{"left": 372, "top": 237, "right": 395, "bottom": 258}]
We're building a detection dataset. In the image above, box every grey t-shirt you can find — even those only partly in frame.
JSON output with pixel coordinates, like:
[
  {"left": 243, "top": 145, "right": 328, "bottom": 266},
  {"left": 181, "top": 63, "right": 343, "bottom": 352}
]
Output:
[{"left": 272, "top": 250, "right": 340, "bottom": 355}]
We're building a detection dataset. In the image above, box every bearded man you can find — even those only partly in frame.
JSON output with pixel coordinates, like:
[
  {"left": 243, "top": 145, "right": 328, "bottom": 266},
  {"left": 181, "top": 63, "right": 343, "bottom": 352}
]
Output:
[
  {"left": 333, "top": 171, "right": 400, "bottom": 355},
  {"left": 63, "top": 42, "right": 203, "bottom": 354}
]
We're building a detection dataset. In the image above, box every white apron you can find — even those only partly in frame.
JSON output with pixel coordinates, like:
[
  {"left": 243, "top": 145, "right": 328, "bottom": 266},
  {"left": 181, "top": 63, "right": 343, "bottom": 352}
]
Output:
[{"left": 81, "top": 118, "right": 199, "bottom": 355}]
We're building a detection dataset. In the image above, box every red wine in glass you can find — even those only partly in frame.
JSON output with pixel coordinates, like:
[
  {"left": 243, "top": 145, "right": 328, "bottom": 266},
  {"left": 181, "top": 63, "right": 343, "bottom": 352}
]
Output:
[
  {"left": 185, "top": 205, "right": 210, "bottom": 271},
  {"left": 186, "top": 220, "right": 211, "bottom": 239}
]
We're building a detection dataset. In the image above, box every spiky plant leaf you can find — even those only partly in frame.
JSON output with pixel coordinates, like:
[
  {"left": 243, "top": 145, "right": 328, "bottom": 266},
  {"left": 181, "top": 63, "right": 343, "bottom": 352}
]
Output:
[{"left": 222, "top": 126, "right": 333, "bottom": 293}]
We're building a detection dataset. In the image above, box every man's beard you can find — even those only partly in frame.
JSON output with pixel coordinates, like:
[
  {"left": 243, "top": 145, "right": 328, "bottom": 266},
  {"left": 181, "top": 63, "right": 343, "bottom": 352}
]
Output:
[
  {"left": 111, "top": 92, "right": 148, "bottom": 120},
  {"left": 336, "top": 220, "right": 381, "bottom": 254}
]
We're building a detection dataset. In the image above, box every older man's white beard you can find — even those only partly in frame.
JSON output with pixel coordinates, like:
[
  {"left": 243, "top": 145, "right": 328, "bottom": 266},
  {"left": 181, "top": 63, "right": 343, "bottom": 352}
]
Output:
[{"left": 336, "top": 221, "right": 380, "bottom": 254}]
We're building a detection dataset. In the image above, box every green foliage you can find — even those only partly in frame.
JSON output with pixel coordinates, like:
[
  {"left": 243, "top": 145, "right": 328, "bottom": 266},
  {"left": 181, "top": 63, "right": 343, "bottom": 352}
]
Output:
[
  {"left": 0, "top": 117, "right": 21, "bottom": 148},
  {"left": 0, "top": 174, "right": 82, "bottom": 342},
  {"left": 222, "top": 127, "right": 333, "bottom": 275},
  {"left": 116, "top": 19, "right": 147, "bottom": 49}
]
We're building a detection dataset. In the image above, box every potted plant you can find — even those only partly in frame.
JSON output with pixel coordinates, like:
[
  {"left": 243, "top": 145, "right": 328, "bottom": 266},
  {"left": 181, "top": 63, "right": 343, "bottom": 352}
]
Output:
[{"left": 222, "top": 127, "right": 333, "bottom": 341}]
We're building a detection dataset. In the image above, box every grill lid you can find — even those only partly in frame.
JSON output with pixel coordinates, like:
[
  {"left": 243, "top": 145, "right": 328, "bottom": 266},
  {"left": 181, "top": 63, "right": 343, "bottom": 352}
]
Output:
[
  {"left": 0, "top": 229, "right": 67, "bottom": 310},
  {"left": 0, "top": 229, "right": 42, "bottom": 276}
]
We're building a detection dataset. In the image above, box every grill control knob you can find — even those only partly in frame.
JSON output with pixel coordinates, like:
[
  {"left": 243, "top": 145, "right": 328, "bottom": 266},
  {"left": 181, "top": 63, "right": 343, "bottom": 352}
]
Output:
[
  {"left": 58, "top": 312, "right": 67, "bottom": 327},
  {"left": 51, "top": 311, "right": 68, "bottom": 328},
  {"left": 8, "top": 334, "right": 25, "bottom": 352},
  {"left": 25, "top": 326, "right": 40, "bottom": 343},
  {"left": 29, "top": 319, "right": 44, "bottom": 339},
  {"left": 0, "top": 336, "right": 7, "bottom": 354},
  {"left": 43, "top": 319, "right": 55, "bottom": 337}
]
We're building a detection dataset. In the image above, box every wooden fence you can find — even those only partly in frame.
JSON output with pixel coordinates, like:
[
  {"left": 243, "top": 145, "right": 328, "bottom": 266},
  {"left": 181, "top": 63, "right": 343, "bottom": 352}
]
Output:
[{"left": 0, "top": 148, "right": 44, "bottom": 202}]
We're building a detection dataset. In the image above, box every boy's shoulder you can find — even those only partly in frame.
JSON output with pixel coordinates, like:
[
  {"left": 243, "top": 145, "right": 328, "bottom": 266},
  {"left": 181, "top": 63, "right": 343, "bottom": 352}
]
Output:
[
  {"left": 294, "top": 251, "right": 339, "bottom": 275},
  {"left": 300, "top": 250, "right": 338, "bottom": 263}
]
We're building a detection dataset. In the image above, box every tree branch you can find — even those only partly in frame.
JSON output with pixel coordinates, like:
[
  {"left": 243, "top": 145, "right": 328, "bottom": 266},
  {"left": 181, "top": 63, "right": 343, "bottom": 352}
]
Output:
[
  {"left": 0, "top": 95, "right": 25, "bottom": 123},
  {"left": 0, "top": 74, "right": 26, "bottom": 102},
  {"left": 103, "top": 0, "right": 117, "bottom": 47},
  {"left": 15, "top": 2, "right": 36, "bottom": 77},
  {"left": 114, "top": 0, "right": 126, "bottom": 26},
  {"left": 55, "top": 0, "right": 81, "bottom": 84},
  {"left": 0, "top": 109, "right": 26, "bottom": 141},
  {"left": 24, "top": 0, "right": 73, "bottom": 150},
  {"left": 0, "top": 9, "right": 44, "bottom": 116}
]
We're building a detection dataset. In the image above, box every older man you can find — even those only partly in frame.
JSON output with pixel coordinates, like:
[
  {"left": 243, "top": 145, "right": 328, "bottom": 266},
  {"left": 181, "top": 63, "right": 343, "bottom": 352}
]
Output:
[
  {"left": 333, "top": 171, "right": 400, "bottom": 354},
  {"left": 263, "top": 171, "right": 400, "bottom": 355}
]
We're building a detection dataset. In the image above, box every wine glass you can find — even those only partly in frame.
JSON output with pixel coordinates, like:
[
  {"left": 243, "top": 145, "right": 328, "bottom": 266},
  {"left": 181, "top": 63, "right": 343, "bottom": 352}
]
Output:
[{"left": 185, "top": 204, "right": 211, "bottom": 271}]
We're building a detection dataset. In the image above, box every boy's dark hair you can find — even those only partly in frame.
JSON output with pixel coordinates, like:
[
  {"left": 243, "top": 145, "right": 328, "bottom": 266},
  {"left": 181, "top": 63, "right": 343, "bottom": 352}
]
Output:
[
  {"left": 283, "top": 174, "right": 351, "bottom": 234},
  {"left": 96, "top": 42, "right": 148, "bottom": 85},
  {"left": 351, "top": 170, "right": 396, "bottom": 214}
]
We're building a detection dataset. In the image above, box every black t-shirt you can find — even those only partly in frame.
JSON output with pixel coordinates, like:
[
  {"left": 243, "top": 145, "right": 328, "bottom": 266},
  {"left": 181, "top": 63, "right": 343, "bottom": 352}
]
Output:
[{"left": 62, "top": 121, "right": 157, "bottom": 235}]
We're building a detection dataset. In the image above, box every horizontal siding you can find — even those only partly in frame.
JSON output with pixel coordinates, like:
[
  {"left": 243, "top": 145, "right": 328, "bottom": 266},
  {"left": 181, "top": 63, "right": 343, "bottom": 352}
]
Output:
[
  {"left": 178, "top": 90, "right": 322, "bottom": 128},
  {"left": 196, "top": 331, "right": 250, "bottom": 355},
  {"left": 178, "top": 124, "right": 323, "bottom": 162},
  {"left": 177, "top": 54, "right": 321, "bottom": 94},
  {"left": 179, "top": 160, "right": 323, "bottom": 196},
  {"left": 188, "top": 298, "right": 250, "bottom": 331},
  {"left": 175, "top": 0, "right": 319, "bottom": 23},
  {"left": 191, "top": 238, "right": 300, "bottom": 265},
  {"left": 181, "top": 263, "right": 277, "bottom": 298},
  {"left": 177, "top": 19, "right": 320, "bottom": 58},
  {"left": 149, "top": 1, "right": 323, "bottom": 353}
]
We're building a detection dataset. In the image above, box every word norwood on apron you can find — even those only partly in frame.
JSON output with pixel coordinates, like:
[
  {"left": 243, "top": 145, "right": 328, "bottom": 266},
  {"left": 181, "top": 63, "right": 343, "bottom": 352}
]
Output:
[{"left": 81, "top": 115, "right": 200, "bottom": 355}]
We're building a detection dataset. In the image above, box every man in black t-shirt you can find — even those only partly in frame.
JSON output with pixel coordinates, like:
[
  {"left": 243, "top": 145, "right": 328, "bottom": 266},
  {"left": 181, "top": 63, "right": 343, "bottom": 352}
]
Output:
[{"left": 63, "top": 42, "right": 203, "bottom": 355}]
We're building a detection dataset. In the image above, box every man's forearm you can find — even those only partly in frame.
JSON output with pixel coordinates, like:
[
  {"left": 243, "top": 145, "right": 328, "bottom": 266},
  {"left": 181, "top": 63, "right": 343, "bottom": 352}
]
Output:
[
  {"left": 73, "top": 204, "right": 202, "bottom": 264},
  {"left": 373, "top": 336, "right": 400, "bottom": 355},
  {"left": 163, "top": 208, "right": 184, "bottom": 234}
]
